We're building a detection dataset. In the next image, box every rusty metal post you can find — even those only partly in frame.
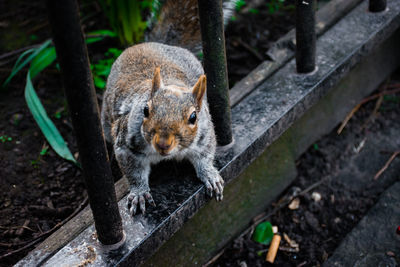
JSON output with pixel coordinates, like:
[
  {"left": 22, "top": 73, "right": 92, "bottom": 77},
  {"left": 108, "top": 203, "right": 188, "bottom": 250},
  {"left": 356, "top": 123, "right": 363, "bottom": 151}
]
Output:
[
  {"left": 296, "top": 0, "right": 317, "bottom": 74},
  {"left": 45, "top": 0, "right": 124, "bottom": 246},
  {"left": 369, "top": 0, "right": 386, "bottom": 12},
  {"left": 198, "top": 0, "right": 233, "bottom": 146}
]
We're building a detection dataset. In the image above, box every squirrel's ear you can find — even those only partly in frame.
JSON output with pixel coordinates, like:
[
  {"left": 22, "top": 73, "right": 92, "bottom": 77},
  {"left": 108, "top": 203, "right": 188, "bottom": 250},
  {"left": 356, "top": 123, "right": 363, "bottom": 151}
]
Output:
[
  {"left": 192, "top": 75, "right": 206, "bottom": 108},
  {"left": 151, "top": 67, "right": 163, "bottom": 97}
]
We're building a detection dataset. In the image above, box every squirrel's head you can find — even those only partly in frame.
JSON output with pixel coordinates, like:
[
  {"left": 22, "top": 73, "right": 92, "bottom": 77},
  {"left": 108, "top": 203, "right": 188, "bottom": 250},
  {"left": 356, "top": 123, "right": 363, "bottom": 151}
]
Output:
[{"left": 141, "top": 67, "right": 206, "bottom": 156}]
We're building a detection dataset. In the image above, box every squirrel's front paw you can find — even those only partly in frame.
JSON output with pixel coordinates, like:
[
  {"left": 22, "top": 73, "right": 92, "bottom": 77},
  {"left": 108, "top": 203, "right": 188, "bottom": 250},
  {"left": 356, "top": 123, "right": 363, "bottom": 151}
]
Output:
[
  {"left": 127, "top": 188, "right": 156, "bottom": 215},
  {"left": 204, "top": 174, "right": 224, "bottom": 201}
]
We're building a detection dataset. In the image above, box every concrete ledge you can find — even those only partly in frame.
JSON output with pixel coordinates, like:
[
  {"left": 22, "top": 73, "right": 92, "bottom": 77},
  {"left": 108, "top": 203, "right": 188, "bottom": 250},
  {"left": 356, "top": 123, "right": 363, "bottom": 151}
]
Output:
[
  {"left": 229, "top": 0, "right": 363, "bottom": 106},
  {"left": 147, "top": 26, "right": 400, "bottom": 266},
  {"left": 17, "top": 0, "right": 400, "bottom": 266}
]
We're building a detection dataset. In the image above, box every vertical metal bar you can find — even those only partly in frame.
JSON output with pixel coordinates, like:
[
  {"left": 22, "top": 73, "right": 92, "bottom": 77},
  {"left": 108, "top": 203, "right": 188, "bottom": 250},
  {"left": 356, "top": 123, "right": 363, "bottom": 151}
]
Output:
[
  {"left": 198, "top": 0, "right": 233, "bottom": 146},
  {"left": 296, "top": 0, "right": 317, "bottom": 74},
  {"left": 369, "top": 0, "right": 386, "bottom": 12},
  {"left": 45, "top": 0, "right": 124, "bottom": 246}
]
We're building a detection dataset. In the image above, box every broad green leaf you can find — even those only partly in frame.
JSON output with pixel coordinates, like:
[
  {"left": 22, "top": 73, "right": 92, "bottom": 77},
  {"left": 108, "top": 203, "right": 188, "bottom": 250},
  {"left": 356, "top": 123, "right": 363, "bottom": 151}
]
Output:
[
  {"left": 30, "top": 47, "right": 57, "bottom": 79},
  {"left": 25, "top": 71, "right": 77, "bottom": 164},
  {"left": 86, "top": 29, "right": 117, "bottom": 38},
  {"left": 252, "top": 221, "right": 274, "bottom": 245},
  {"left": 3, "top": 39, "right": 52, "bottom": 88}
]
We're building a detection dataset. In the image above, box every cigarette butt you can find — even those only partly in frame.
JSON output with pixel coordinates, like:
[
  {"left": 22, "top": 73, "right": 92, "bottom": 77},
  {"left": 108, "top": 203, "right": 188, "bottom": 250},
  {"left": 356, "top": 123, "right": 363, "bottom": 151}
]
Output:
[{"left": 266, "top": 234, "right": 281, "bottom": 263}]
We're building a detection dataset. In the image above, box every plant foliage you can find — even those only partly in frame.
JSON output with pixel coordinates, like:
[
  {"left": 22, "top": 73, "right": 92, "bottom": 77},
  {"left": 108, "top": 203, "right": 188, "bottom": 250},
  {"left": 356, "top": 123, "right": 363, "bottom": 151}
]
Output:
[
  {"left": 25, "top": 71, "right": 77, "bottom": 164},
  {"left": 97, "top": 0, "right": 160, "bottom": 46},
  {"left": 91, "top": 48, "right": 122, "bottom": 90},
  {"left": 2, "top": 31, "right": 114, "bottom": 165},
  {"left": 252, "top": 221, "right": 274, "bottom": 245}
]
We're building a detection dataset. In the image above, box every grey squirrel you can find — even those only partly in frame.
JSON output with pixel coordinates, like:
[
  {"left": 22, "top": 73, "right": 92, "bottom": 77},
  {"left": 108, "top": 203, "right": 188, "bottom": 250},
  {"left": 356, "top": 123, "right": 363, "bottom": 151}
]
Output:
[{"left": 101, "top": 0, "right": 236, "bottom": 215}]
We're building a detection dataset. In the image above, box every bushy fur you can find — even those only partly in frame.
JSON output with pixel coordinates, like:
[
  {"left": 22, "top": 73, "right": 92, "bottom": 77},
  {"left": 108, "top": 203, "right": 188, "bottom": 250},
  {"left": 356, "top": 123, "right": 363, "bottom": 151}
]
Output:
[{"left": 102, "top": 40, "right": 224, "bottom": 214}]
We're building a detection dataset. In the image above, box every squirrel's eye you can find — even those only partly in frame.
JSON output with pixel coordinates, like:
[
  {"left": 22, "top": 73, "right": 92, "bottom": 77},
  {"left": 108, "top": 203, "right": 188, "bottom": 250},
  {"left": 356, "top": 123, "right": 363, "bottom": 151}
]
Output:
[
  {"left": 143, "top": 105, "right": 149, "bottom": 118},
  {"left": 188, "top": 111, "right": 196, "bottom": 124}
]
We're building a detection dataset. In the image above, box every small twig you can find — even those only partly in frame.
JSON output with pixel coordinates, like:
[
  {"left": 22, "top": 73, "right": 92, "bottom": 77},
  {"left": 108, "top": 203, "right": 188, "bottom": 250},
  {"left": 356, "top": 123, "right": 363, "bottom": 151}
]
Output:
[
  {"left": 0, "top": 225, "right": 35, "bottom": 232},
  {"left": 279, "top": 246, "right": 299, "bottom": 253},
  {"left": 0, "top": 238, "right": 43, "bottom": 259},
  {"left": 337, "top": 87, "right": 400, "bottom": 134},
  {"left": 235, "top": 38, "right": 264, "bottom": 61},
  {"left": 387, "top": 83, "right": 400, "bottom": 89},
  {"left": 297, "top": 261, "right": 308, "bottom": 267},
  {"left": 26, "top": 21, "right": 49, "bottom": 35},
  {"left": 202, "top": 248, "right": 226, "bottom": 267},
  {"left": 374, "top": 150, "right": 400, "bottom": 180},
  {"left": 0, "top": 197, "right": 88, "bottom": 259},
  {"left": 361, "top": 95, "right": 383, "bottom": 131}
]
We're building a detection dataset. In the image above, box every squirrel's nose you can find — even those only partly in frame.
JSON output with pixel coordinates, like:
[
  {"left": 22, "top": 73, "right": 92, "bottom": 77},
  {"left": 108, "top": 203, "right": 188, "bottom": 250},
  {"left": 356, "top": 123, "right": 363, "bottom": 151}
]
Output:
[{"left": 156, "top": 142, "right": 171, "bottom": 151}]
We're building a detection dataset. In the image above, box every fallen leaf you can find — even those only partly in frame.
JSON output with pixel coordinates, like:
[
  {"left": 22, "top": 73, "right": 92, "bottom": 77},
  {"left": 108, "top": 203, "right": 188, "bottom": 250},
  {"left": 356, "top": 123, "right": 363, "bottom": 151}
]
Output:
[{"left": 252, "top": 221, "right": 274, "bottom": 245}]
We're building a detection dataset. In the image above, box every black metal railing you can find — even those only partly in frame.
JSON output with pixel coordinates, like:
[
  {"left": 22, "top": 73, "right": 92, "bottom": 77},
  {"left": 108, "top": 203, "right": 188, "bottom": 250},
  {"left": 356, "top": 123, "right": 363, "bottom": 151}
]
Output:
[
  {"left": 295, "top": 0, "right": 387, "bottom": 74},
  {"left": 369, "top": 0, "right": 387, "bottom": 12},
  {"left": 296, "top": 0, "right": 317, "bottom": 73},
  {"left": 45, "top": 0, "right": 124, "bottom": 247},
  {"left": 42, "top": 0, "right": 388, "bottom": 250},
  {"left": 198, "top": 0, "right": 233, "bottom": 146}
]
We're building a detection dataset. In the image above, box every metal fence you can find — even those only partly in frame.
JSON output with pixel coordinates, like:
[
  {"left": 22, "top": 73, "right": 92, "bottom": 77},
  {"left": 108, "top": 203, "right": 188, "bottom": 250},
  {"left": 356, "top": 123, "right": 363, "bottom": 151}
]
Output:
[{"left": 45, "top": 0, "right": 387, "bottom": 248}]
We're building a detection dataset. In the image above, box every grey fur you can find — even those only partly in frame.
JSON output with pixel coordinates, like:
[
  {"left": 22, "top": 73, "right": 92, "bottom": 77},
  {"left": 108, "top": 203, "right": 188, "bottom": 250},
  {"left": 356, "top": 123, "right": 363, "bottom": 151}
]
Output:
[{"left": 101, "top": 42, "right": 224, "bottom": 215}]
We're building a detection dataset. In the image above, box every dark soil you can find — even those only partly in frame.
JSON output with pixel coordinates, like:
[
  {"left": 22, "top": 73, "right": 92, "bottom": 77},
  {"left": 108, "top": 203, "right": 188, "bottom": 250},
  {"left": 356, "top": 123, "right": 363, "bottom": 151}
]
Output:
[
  {"left": 213, "top": 74, "right": 400, "bottom": 266},
  {"left": 0, "top": 1, "right": 298, "bottom": 266},
  {"left": 225, "top": 0, "right": 296, "bottom": 87}
]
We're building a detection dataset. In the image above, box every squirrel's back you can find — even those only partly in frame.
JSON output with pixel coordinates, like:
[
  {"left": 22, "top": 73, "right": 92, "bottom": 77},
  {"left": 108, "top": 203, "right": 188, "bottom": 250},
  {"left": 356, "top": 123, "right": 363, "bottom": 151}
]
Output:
[
  {"left": 147, "top": 0, "right": 238, "bottom": 53},
  {"left": 147, "top": 0, "right": 201, "bottom": 53}
]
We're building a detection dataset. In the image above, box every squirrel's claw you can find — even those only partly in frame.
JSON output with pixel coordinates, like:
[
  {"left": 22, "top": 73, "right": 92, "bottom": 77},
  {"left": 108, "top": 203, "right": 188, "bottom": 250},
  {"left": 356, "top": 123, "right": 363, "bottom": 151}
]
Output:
[
  {"left": 145, "top": 192, "right": 156, "bottom": 207},
  {"left": 127, "top": 190, "right": 155, "bottom": 216},
  {"left": 139, "top": 196, "right": 146, "bottom": 214},
  {"left": 215, "top": 181, "right": 224, "bottom": 202},
  {"left": 205, "top": 181, "right": 214, "bottom": 197},
  {"left": 203, "top": 175, "right": 224, "bottom": 201}
]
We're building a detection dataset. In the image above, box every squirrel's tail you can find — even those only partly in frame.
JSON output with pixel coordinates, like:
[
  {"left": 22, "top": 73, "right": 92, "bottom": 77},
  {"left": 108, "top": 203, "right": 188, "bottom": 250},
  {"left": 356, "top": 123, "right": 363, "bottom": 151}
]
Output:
[{"left": 147, "top": 0, "right": 238, "bottom": 54}]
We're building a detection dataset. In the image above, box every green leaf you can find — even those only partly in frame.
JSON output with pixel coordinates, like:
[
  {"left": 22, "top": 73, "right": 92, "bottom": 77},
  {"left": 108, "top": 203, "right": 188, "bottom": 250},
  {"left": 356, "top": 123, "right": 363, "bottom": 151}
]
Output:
[
  {"left": 93, "top": 75, "right": 106, "bottom": 89},
  {"left": 85, "top": 29, "right": 117, "bottom": 44},
  {"left": 3, "top": 40, "right": 52, "bottom": 88},
  {"left": 30, "top": 47, "right": 57, "bottom": 79},
  {"left": 252, "top": 221, "right": 274, "bottom": 245},
  {"left": 106, "top": 48, "right": 122, "bottom": 57},
  {"left": 249, "top": 8, "right": 259, "bottom": 14},
  {"left": 85, "top": 37, "right": 104, "bottom": 44},
  {"left": 235, "top": 0, "right": 246, "bottom": 11},
  {"left": 14, "top": 48, "right": 36, "bottom": 68},
  {"left": 86, "top": 29, "right": 117, "bottom": 38},
  {"left": 24, "top": 71, "right": 77, "bottom": 164},
  {"left": 40, "top": 147, "right": 49, "bottom": 156}
]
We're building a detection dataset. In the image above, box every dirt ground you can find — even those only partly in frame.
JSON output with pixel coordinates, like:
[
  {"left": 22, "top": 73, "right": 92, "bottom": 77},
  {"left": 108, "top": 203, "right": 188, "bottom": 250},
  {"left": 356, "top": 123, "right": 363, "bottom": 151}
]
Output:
[
  {"left": 0, "top": 1, "right": 297, "bottom": 265},
  {"left": 213, "top": 73, "right": 400, "bottom": 266}
]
